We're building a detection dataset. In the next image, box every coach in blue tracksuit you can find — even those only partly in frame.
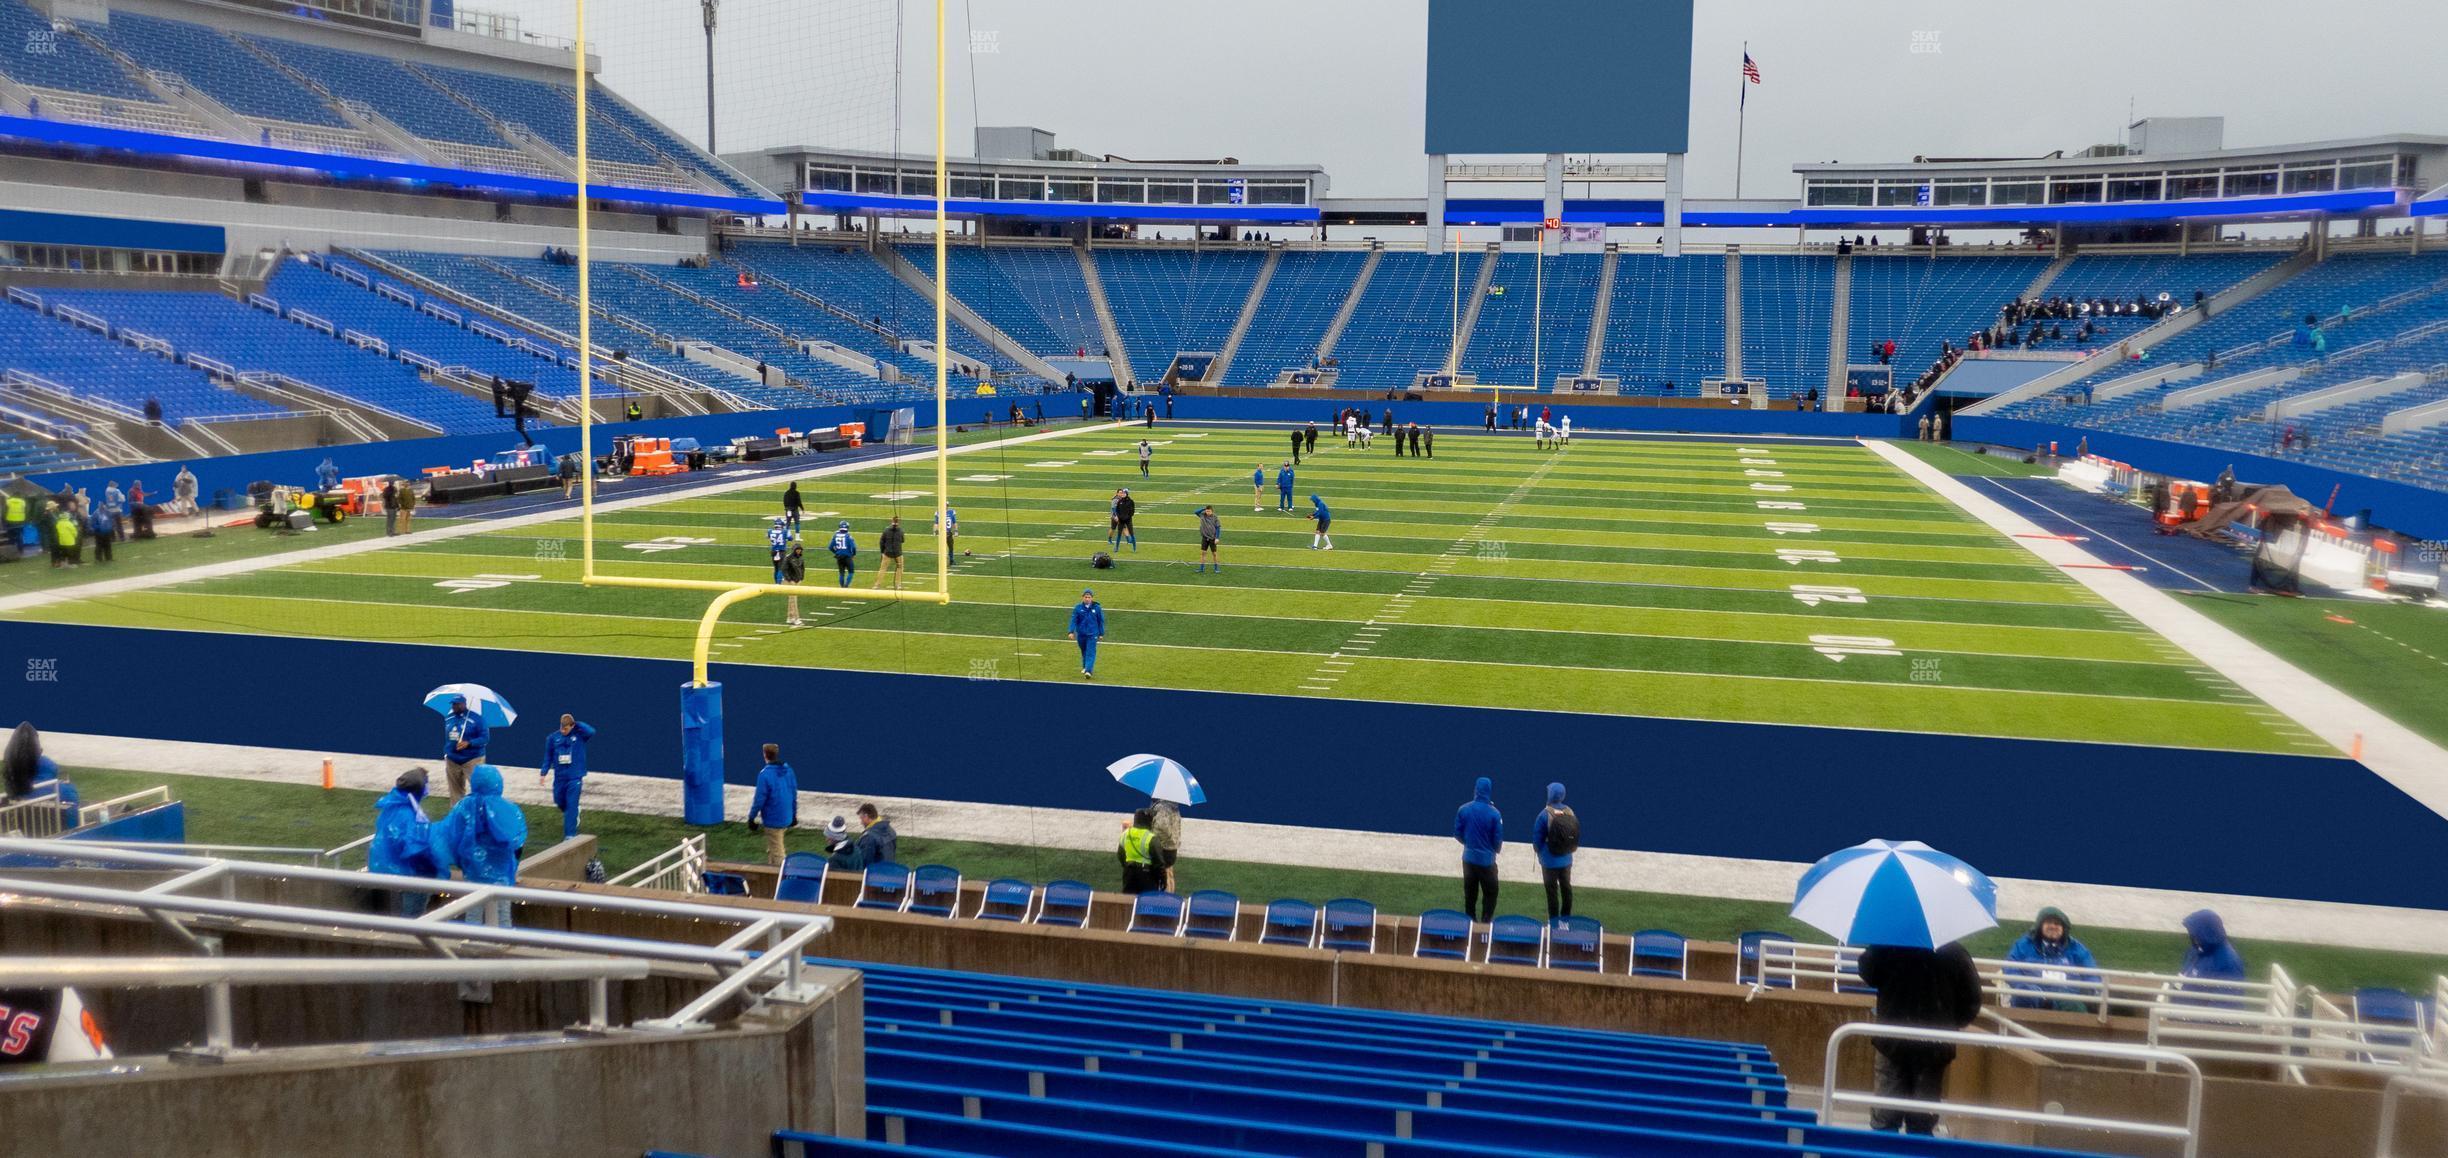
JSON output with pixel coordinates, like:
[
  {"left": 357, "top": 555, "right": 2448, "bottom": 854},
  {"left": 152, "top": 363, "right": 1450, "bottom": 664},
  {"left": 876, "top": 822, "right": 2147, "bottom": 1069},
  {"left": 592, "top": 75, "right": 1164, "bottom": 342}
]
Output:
[
  {"left": 441, "top": 696, "right": 489, "bottom": 800},
  {"left": 1277, "top": 463, "right": 1296, "bottom": 511},
  {"left": 538, "top": 714, "right": 595, "bottom": 841},
  {"left": 827, "top": 520, "right": 857, "bottom": 587},
  {"left": 1068, "top": 588, "right": 1105, "bottom": 680},
  {"left": 1454, "top": 776, "right": 1503, "bottom": 923}
]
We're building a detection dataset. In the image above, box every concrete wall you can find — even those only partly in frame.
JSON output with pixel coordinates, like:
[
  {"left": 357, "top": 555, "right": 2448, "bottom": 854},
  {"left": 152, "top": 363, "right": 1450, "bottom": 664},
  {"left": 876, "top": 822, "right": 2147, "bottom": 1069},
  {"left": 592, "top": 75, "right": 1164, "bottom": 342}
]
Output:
[{"left": 0, "top": 903, "right": 862, "bottom": 1158}]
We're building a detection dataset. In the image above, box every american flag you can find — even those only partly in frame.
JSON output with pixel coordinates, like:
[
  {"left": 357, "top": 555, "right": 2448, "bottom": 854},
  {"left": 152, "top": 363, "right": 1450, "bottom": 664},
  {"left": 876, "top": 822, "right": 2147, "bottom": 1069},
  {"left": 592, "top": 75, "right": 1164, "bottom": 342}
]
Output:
[{"left": 1743, "top": 52, "right": 1762, "bottom": 84}]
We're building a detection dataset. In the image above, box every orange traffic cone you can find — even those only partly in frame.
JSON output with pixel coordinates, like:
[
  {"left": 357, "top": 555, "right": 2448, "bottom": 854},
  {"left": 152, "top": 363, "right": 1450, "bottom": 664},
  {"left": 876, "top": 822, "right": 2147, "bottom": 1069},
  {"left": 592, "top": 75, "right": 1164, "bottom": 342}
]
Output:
[{"left": 321, "top": 758, "right": 335, "bottom": 790}]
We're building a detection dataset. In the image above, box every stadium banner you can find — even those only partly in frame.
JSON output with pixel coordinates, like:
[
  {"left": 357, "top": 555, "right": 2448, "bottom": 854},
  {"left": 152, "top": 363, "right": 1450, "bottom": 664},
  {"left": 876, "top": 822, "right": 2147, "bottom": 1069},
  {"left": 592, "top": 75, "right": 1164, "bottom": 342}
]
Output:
[
  {"left": 9, "top": 620, "right": 2446, "bottom": 912},
  {"left": 1955, "top": 416, "right": 2448, "bottom": 545},
  {"left": 1158, "top": 394, "right": 1917, "bottom": 438}
]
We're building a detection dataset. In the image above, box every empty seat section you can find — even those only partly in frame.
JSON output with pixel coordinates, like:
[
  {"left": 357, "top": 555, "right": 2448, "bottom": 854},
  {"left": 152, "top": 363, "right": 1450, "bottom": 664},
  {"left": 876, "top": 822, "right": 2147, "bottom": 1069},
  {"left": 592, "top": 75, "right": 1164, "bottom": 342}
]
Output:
[
  {"left": 1847, "top": 255, "right": 2047, "bottom": 373},
  {"left": 1224, "top": 250, "right": 1365, "bottom": 385},
  {"left": 1462, "top": 252, "right": 1601, "bottom": 387},
  {"left": 1094, "top": 249, "right": 1268, "bottom": 378},
  {"left": 0, "top": 297, "right": 283, "bottom": 422},
  {"left": 91, "top": 11, "right": 348, "bottom": 128},
  {"left": 1739, "top": 254, "right": 1832, "bottom": 398},
  {"left": 1597, "top": 253, "right": 1727, "bottom": 395},
  {"left": 1330, "top": 252, "right": 1460, "bottom": 392}
]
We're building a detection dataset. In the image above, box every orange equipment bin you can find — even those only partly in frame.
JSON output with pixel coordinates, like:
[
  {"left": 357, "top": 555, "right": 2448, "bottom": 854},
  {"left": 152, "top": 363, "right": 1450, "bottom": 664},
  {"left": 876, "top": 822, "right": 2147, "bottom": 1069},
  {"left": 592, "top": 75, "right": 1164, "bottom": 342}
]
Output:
[
  {"left": 838, "top": 422, "right": 864, "bottom": 448},
  {"left": 630, "top": 437, "right": 683, "bottom": 476}
]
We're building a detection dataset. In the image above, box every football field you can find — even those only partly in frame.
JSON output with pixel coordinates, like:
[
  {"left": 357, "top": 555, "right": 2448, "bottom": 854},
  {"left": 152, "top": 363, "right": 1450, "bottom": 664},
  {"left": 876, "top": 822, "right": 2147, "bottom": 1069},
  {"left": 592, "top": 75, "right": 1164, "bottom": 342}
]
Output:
[{"left": 4, "top": 423, "right": 2331, "bottom": 754}]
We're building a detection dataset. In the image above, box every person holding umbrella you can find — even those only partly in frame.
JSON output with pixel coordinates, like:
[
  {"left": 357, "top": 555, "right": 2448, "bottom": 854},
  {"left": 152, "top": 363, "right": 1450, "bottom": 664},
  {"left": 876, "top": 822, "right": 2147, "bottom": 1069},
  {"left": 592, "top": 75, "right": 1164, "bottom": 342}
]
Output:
[
  {"left": 439, "top": 693, "right": 489, "bottom": 800},
  {"left": 1107, "top": 754, "right": 1203, "bottom": 891},
  {"left": 1069, "top": 588, "right": 1105, "bottom": 679},
  {"left": 1790, "top": 840, "right": 1994, "bottom": 1136}
]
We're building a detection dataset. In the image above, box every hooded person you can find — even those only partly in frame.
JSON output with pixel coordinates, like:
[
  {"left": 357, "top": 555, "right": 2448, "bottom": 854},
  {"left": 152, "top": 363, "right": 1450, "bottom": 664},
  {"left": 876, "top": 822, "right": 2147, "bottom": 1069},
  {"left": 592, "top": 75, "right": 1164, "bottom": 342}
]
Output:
[
  {"left": 429, "top": 764, "right": 526, "bottom": 998},
  {"left": 2178, "top": 909, "right": 2248, "bottom": 1006},
  {"left": 1068, "top": 588, "right": 1105, "bottom": 679},
  {"left": 1452, "top": 776, "right": 1503, "bottom": 923},
  {"left": 371, "top": 768, "right": 443, "bottom": 916},
  {"left": 1306, "top": 494, "right": 1333, "bottom": 550},
  {"left": 1531, "top": 782, "right": 1579, "bottom": 922},
  {"left": 2003, "top": 906, "right": 2100, "bottom": 1011}
]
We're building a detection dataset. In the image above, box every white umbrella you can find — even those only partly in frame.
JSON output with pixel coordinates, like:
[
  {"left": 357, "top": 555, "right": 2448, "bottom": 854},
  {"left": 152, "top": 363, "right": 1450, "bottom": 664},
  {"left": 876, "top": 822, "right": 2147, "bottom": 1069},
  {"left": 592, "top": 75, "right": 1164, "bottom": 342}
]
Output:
[
  {"left": 1105, "top": 753, "right": 1205, "bottom": 806},
  {"left": 423, "top": 683, "right": 517, "bottom": 728},
  {"left": 1790, "top": 839, "right": 1997, "bottom": 949}
]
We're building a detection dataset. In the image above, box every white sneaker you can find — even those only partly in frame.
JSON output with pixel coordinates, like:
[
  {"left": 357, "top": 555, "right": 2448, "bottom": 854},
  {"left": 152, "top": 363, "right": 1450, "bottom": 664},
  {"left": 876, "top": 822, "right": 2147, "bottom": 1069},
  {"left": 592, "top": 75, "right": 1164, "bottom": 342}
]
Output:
[{"left": 789, "top": 617, "right": 804, "bottom": 627}]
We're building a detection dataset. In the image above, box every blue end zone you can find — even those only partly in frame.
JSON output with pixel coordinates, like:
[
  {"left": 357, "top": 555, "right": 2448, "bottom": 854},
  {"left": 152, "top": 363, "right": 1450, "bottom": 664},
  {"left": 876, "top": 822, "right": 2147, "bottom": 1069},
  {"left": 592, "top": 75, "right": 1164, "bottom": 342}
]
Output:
[
  {"left": 10, "top": 621, "right": 2445, "bottom": 912},
  {"left": 1965, "top": 476, "right": 2269, "bottom": 594}
]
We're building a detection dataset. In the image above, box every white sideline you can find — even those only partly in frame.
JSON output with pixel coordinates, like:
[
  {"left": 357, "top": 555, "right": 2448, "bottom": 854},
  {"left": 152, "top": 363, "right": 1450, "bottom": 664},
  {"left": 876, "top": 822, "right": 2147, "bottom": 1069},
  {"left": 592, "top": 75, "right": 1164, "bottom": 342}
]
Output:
[
  {"left": 40, "top": 731, "right": 2448, "bottom": 956},
  {"left": 1863, "top": 438, "right": 2448, "bottom": 821},
  {"left": 0, "top": 421, "right": 1128, "bottom": 615}
]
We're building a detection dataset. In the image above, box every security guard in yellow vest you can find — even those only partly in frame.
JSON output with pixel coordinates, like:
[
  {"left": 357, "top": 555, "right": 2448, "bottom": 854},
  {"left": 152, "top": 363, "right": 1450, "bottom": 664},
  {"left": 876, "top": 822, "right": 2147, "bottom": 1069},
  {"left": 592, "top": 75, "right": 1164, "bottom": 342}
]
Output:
[
  {"left": 51, "top": 506, "right": 79, "bottom": 567},
  {"left": 1116, "top": 808, "right": 1160, "bottom": 895},
  {"left": 1, "top": 491, "right": 24, "bottom": 562}
]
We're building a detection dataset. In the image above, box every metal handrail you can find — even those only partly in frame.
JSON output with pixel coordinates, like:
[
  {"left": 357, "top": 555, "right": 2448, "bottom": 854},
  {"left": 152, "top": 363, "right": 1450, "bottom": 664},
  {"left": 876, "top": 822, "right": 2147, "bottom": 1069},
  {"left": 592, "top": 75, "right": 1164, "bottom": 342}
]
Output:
[
  {"left": 2, "top": 955, "right": 648, "bottom": 989},
  {"left": 1758, "top": 941, "right": 2282, "bottom": 1023},
  {"left": 606, "top": 833, "right": 706, "bottom": 894},
  {"left": 1820, "top": 1024, "right": 2204, "bottom": 1157},
  {"left": 2148, "top": 1004, "right": 2434, "bottom": 1078},
  {"left": 0, "top": 838, "right": 830, "bottom": 1020},
  {"left": 74, "top": 785, "right": 171, "bottom": 823},
  {"left": 2376, "top": 1073, "right": 2448, "bottom": 1158}
]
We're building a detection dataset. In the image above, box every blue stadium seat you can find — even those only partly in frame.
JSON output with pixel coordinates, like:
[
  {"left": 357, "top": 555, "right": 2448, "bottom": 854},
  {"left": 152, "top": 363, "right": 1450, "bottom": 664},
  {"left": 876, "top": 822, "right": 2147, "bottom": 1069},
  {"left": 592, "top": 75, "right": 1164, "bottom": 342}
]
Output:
[
  {"left": 1632, "top": 929, "right": 1690, "bottom": 980},
  {"left": 1034, "top": 879, "right": 1094, "bottom": 928},
  {"left": 907, "top": 865, "right": 963, "bottom": 919},
  {"left": 1257, "top": 898, "right": 1319, "bottom": 948},
  {"left": 857, "top": 862, "right": 912, "bottom": 913},
  {"left": 699, "top": 871, "right": 748, "bottom": 896},
  {"left": 1319, "top": 898, "right": 1378, "bottom": 953},
  {"left": 1482, "top": 914, "right": 1547, "bottom": 968},
  {"left": 1734, "top": 930, "right": 1788, "bottom": 987},
  {"left": 1181, "top": 889, "right": 1242, "bottom": 940},
  {"left": 1126, "top": 890, "right": 1185, "bottom": 936},
  {"left": 1413, "top": 909, "right": 1473, "bottom": 961},
  {"left": 974, "top": 878, "right": 1037, "bottom": 923},
  {"left": 1548, "top": 915, "right": 1605, "bottom": 973}
]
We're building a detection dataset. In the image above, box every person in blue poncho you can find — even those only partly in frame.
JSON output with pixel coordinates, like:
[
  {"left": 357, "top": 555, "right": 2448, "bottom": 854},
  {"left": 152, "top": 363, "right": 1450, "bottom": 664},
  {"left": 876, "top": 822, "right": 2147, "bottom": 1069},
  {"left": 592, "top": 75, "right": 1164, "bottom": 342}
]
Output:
[
  {"left": 429, "top": 764, "right": 526, "bottom": 999},
  {"left": 2177, "top": 909, "right": 2248, "bottom": 1008},
  {"left": 1306, "top": 494, "right": 1333, "bottom": 550},
  {"left": 370, "top": 767, "right": 442, "bottom": 917},
  {"left": 1068, "top": 588, "right": 1105, "bottom": 680}
]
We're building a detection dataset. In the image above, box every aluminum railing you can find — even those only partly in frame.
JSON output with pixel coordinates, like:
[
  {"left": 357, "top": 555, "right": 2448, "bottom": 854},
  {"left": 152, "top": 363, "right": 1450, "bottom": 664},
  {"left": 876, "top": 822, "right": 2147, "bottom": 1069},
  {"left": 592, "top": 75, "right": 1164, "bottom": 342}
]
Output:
[
  {"left": 2375, "top": 1072, "right": 2448, "bottom": 1158},
  {"left": 0, "top": 789, "right": 67, "bottom": 838},
  {"left": 74, "top": 785, "right": 170, "bottom": 826},
  {"left": 1820, "top": 1024, "right": 2203, "bottom": 1157},
  {"left": 606, "top": 833, "right": 707, "bottom": 895},
  {"left": 0, "top": 838, "right": 831, "bottom": 1034},
  {"left": 9, "top": 955, "right": 649, "bottom": 1057},
  {"left": 1757, "top": 940, "right": 2290, "bottom": 1024},
  {"left": 2147, "top": 1004, "right": 2436, "bottom": 1081}
]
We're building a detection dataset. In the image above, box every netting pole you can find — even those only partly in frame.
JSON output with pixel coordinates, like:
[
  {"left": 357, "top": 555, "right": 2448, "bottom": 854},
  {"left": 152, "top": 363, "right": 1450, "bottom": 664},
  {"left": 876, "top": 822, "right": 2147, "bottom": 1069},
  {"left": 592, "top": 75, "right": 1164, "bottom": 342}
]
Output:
[
  {"left": 573, "top": 0, "right": 594, "bottom": 582},
  {"left": 933, "top": 0, "right": 950, "bottom": 601}
]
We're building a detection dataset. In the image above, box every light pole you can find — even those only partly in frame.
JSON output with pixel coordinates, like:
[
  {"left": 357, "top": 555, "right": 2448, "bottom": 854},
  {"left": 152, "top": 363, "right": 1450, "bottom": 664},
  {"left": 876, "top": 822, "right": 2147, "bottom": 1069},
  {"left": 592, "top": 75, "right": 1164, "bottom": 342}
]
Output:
[{"left": 700, "top": 0, "right": 719, "bottom": 153}]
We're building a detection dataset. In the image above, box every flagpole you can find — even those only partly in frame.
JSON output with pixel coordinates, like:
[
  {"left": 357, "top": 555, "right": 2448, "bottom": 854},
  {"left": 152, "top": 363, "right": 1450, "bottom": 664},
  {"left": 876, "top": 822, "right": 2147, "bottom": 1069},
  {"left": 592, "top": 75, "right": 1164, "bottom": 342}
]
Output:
[{"left": 1735, "top": 41, "right": 1748, "bottom": 200}]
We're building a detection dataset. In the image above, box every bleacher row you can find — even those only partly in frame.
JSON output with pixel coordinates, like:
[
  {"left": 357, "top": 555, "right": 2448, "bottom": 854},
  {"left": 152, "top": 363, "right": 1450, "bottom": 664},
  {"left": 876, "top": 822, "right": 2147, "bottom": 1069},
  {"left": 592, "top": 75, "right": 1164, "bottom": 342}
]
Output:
[
  {"left": 1991, "top": 250, "right": 2448, "bottom": 489},
  {"left": 0, "top": 0, "right": 755, "bottom": 197},
  {"left": 654, "top": 856, "right": 2095, "bottom": 1156}
]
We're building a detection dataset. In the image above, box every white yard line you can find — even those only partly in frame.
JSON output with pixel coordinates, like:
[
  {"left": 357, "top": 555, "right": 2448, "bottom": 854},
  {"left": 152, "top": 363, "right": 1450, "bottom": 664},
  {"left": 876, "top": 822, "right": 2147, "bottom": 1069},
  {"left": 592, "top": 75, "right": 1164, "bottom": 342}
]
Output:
[
  {"left": 41, "top": 730, "right": 2448, "bottom": 955},
  {"left": 0, "top": 422, "right": 1131, "bottom": 616},
  {"left": 1865, "top": 438, "right": 2448, "bottom": 819}
]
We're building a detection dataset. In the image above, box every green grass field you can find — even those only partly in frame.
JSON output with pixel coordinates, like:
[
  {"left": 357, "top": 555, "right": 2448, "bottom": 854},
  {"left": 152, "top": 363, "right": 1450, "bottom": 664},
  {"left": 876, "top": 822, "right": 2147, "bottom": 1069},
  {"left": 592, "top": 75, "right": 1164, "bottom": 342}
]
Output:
[{"left": 6, "top": 424, "right": 2328, "bottom": 753}]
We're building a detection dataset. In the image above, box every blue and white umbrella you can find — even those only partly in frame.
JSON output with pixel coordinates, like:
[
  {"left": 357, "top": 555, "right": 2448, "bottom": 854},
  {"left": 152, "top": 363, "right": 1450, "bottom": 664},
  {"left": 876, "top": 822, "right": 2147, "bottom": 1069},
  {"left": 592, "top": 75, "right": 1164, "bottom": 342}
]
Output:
[
  {"left": 423, "top": 683, "right": 517, "bottom": 728},
  {"left": 1105, "top": 753, "right": 1205, "bottom": 806},
  {"left": 1790, "top": 839, "right": 1998, "bottom": 949}
]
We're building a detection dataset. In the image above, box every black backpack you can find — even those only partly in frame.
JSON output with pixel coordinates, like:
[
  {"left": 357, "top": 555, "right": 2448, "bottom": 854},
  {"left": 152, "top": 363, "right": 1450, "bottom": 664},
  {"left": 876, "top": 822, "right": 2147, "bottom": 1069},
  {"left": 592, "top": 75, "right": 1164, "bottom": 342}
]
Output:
[
  {"left": 1543, "top": 806, "right": 1580, "bottom": 855},
  {"left": 1092, "top": 551, "right": 1114, "bottom": 569}
]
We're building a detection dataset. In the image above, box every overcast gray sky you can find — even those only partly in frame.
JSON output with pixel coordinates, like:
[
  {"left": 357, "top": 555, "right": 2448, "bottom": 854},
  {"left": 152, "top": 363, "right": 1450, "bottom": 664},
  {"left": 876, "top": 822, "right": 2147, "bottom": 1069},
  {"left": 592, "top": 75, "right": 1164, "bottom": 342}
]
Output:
[{"left": 527, "top": 0, "right": 2445, "bottom": 200}]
